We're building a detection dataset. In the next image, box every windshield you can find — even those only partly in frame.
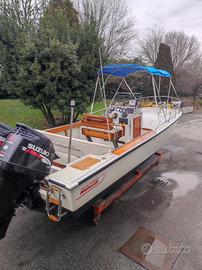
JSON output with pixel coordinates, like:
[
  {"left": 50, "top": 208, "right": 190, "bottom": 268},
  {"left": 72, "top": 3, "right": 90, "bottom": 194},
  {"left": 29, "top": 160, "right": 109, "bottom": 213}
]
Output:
[
  {"left": 110, "top": 92, "right": 141, "bottom": 108},
  {"left": 107, "top": 92, "right": 142, "bottom": 115}
]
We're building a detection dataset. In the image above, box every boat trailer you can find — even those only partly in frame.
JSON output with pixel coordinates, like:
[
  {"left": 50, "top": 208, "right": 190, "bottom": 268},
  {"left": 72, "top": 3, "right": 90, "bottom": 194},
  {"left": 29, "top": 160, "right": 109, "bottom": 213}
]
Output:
[{"left": 92, "top": 152, "right": 162, "bottom": 225}]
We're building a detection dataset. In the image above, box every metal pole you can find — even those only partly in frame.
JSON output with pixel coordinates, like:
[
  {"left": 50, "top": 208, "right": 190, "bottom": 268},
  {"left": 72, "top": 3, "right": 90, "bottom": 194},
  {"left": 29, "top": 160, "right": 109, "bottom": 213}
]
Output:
[
  {"left": 109, "top": 78, "right": 124, "bottom": 107},
  {"left": 158, "top": 76, "right": 161, "bottom": 95},
  {"left": 152, "top": 76, "right": 160, "bottom": 128},
  {"left": 99, "top": 48, "right": 107, "bottom": 111},
  {"left": 167, "top": 78, "right": 171, "bottom": 104},
  {"left": 91, "top": 76, "right": 99, "bottom": 114},
  {"left": 98, "top": 48, "right": 110, "bottom": 142},
  {"left": 153, "top": 77, "right": 167, "bottom": 121},
  {"left": 123, "top": 79, "right": 136, "bottom": 98},
  {"left": 68, "top": 100, "right": 75, "bottom": 164}
]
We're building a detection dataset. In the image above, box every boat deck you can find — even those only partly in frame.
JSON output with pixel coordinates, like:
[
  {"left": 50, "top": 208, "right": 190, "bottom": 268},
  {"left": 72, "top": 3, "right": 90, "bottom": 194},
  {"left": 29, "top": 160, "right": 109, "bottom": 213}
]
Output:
[
  {"left": 41, "top": 107, "right": 181, "bottom": 190},
  {"left": 48, "top": 153, "right": 114, "bottom": 189},
  {"left": 45, "top": 128, "right": 156, "bottom": 190}
]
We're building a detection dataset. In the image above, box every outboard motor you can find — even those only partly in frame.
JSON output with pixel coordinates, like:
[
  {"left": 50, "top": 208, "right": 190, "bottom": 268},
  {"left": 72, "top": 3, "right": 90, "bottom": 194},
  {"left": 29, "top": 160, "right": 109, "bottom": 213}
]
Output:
[
  {"left": 0, "top": 123, "right": 55, "bottom": 239},
  {"left": 0, "top": 123, "right": 14, "bottom": 146}
]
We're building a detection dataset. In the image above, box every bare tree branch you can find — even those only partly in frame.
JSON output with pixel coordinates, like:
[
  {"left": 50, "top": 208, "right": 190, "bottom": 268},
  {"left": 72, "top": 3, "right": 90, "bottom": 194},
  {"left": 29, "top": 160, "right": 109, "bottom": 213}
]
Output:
[
  {"left": 138, "top": 26, "right": 165, "bottom": 65},
  {"left": 176, "top": 55, "right": 202, "bottom": 100},
  {"left": 138, "top": 26, "right": 200, "bottom": 71},
  {"left": 165, "top": 31, "right": 199, "bottom": 71},
  {"left": 0, "top": 0, "right": 48, "bottom": 29},
  {"left": 77, "top": 0, "right": 137, "bottom": 58}
]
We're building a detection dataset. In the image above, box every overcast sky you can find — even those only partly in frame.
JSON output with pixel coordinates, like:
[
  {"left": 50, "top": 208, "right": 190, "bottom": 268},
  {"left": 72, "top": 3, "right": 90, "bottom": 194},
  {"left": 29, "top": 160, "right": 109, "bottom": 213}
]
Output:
[{"left": 127, "top": 0, "right": 202, "bottom": 42}]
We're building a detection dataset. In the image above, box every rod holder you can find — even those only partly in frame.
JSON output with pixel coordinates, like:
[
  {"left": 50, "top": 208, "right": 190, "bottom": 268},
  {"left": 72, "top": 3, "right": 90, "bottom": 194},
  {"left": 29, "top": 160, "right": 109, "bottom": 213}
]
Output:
[{"left": 68, "top": 100, "right": 75, "bottom": 164}]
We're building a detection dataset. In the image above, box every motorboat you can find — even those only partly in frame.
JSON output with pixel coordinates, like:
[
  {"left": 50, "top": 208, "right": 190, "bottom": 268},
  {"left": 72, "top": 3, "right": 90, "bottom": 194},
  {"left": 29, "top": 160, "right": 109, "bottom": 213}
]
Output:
[{"left": 0, "top": 64, "right": 182, "bottom": 239}]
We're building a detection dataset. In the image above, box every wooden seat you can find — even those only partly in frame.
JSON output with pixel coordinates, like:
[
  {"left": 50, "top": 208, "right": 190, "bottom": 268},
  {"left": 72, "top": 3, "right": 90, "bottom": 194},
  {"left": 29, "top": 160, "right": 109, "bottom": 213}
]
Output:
[
  {"left": 81, "top": 114, "right": 124, "bottom": 145},
  {"left": 81, "top": 114, "right": 114, "bottom": 130},
  {"left": 82, "top": 128, "right": 116, "bottom": 141}
]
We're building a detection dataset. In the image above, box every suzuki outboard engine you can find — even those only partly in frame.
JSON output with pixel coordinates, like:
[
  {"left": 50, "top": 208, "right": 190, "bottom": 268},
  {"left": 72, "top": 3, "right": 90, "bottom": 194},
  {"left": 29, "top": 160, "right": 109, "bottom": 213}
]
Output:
[
  {"left": 0, "top": 123, "right": 55, "bottom": 239},
  {"left": 0, "top": 123, "right": 14, "bottom": 146}
]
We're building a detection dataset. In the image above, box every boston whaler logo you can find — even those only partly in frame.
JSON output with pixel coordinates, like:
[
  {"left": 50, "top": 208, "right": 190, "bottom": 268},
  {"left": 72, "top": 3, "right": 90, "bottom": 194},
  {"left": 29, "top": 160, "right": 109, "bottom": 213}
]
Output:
[
  {"left": 22, "top": 143, "right": 51, "bottom": 165},
  {"left": 76, "top": 172, "right": 106, "bottom": 200}
]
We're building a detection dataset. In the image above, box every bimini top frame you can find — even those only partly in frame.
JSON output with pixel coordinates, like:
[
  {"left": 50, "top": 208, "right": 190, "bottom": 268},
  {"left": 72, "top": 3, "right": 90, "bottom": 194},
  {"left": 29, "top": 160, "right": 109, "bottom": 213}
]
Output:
[{"left": 90, "top": 63, "right": 180, "bottom": 128}]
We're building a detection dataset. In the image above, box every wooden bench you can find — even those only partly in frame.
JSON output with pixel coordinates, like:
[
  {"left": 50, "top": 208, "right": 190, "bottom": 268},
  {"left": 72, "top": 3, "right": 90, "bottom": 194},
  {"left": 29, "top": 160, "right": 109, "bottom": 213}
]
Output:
[{"left": 81, "top": 115, "right": 124, "bottom": 145}]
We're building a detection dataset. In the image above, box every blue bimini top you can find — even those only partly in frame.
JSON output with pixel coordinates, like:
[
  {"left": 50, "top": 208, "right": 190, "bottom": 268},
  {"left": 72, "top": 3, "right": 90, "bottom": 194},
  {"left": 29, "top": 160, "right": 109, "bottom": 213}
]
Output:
[{"left": 100, "top": 64, "right": 172, "bottom": 78}]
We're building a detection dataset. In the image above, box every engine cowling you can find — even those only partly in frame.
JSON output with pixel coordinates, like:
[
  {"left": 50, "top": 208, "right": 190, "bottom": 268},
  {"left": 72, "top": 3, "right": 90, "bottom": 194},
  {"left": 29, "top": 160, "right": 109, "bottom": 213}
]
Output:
[
  {"left": 0, "top": 123, "right": 14, "bottom": 147},
  {"left": 0, "top": 123, "right": 55, "bottom": 239}
]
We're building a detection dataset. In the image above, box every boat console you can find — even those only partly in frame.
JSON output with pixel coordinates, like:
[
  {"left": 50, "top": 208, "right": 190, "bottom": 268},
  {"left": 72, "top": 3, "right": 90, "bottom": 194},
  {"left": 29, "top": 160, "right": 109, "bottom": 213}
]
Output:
[{"left": 105, "top": 92, "right": 142, "bottom": 142}]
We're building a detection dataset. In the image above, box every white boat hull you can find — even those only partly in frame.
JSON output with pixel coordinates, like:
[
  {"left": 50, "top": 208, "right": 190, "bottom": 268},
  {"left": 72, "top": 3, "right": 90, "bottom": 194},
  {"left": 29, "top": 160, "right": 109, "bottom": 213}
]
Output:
[{"left": 41, "top": 118, "right": 177, "bottom": 212}]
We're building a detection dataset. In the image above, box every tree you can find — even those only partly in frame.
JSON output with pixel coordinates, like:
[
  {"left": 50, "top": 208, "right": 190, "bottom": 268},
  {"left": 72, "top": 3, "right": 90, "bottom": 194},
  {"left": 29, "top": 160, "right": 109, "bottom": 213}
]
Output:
[
  {"left": 138, "top": 26, "right": 164, "bottom": 65},
  {"left": 78, "top": 0, "right": 136, "bottom": 58},
  {"left": 18, "top": 31, "right": 82, "bottom": 127},
  {"left": 75, "top": 13, "right": 105, "bottom": 101},
  {"left": 42, "top": 0, "right": 79, "bottom": 42},
  {"left": 0, "top": 67, "right": 8, "bottom": 98},
  {"left": 164, "top": 31, "right": 199, "bottom": 71},
  {"left": 41, "top": 0, "right": 103, "bottom": 115},
  {"left": 0, "top": 0, "right": 103, "bottom": 126},
  {"left": 155, "top": 43, "right": 173, "bottom": 74},
  {"left": 138, "top": 27, "right": 200, "bottom": 71},
  {"left": 0, "top": 0, "right": 47, "bottom": 29},
  {"left": 0, "top": 0, "right": 47, "bottom": 97},
  {"left": 176, "top": 57, "right": 202, "bottom": 107},
  {"left": 155, "top": 43, "right": 174, "bottom": 95},
  {"left": 46, "top": 0, "right": 79, "bottom": 27}
]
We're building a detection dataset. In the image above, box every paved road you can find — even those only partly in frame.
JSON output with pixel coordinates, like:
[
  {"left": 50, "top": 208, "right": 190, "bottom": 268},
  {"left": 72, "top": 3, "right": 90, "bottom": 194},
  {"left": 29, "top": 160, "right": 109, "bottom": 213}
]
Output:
[{"left": 0, "top": 113, "right": 202, "bottom": 270}]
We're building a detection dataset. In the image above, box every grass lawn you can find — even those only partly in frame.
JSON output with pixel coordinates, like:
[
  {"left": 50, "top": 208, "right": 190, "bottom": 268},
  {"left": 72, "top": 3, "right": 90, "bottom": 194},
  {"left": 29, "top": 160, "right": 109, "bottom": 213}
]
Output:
[
  {"left": 0, "top": 99, "right": 45, "bottom": 129},
  {"left": 0, "top": 99, "right": 107, "bottom": 130}
]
